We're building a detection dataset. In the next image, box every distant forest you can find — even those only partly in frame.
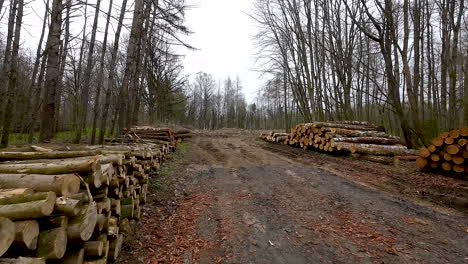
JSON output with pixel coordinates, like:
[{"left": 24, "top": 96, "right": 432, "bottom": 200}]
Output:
[{"left": 0, "top": 0, "right": 466, "bottom": 149}]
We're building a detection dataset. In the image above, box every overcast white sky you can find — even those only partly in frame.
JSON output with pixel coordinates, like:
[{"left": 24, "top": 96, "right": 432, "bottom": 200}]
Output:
[
  {"left": 181, "top": 0, "right": 261, "bottom": 103},
  {"left": 11, "top": 0, "right": 262, "bottom": 103}
]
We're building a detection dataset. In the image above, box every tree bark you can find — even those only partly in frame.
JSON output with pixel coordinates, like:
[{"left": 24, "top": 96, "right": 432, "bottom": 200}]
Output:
[
  {"left": 0, "top": 257, "right": 45, "bottom": 264},
  {"left": 67, "top": 202, "right": 97, "bottom": 241},
  {"left": 13, "top": 220, "right": 39, "bottom": 250},
  {"left": 38, "top": 0, "right": 63, "bottom": 143},
  {"left": 98, "top": 0, "right": 128, "bottom": 144},
  {"left": 36, "top": 227, "right": 67, "bottom": 260},
  {"left": 91, "top": 0, "right": 113, "bottom": 145},
  {"left": 0, "top": 192, "right": 56, "bottom": 220},
  {"left": 0, "top": 217, "right": 15, "bottom": 256},
  {"left": 0, "top": 151, "right": 102, "bottom": 161},
  {"left": 0, "top": 158, "right": 101, "bottom": 175},
  {"left": 1, "top": 0, "right": 24, "bottom": 148},
  {"left": 75, "top": 0, "right": 102, "bottom": 144}
]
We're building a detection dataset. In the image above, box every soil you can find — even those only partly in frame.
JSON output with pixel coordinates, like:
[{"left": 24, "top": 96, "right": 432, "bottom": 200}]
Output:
[{"left": 117, "top": 131, "right": 468, "bottom": 264}]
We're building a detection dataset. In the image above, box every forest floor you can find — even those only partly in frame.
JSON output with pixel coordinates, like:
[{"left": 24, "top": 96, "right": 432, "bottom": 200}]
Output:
[{"left": 116, "top": 130, "right": 468, "bottom": 264}]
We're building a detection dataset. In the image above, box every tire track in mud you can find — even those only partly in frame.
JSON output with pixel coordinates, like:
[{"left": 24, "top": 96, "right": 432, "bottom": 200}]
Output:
[{"left": 120, "top": 135, "right": 468, "bottom": 264}]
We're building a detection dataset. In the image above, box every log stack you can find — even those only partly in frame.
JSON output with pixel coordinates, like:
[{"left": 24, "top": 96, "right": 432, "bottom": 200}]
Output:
[
  {"left": 259, "top": 132, "right": 289, "bottom": 144},
  {"left": 173, "top": 129, "right": 193, "bottom": 142},
  {"left": 0, "top": 139, "right": 174, "bottom": 263},
  {"left": 107, "top": 126, "right": 178, "bottom": 152},
  {"left": 416, "top": 128, "right": 468, "bottom": 174},
  {"left": 261, "top": 121, "right": 419, "bottom": 164}
]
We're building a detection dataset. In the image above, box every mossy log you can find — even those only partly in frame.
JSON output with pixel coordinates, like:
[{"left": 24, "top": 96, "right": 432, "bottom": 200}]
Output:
[
  {"left": 332, "top": 136, "right": 400, "bottom": 145},
  {"left": 68, "top": 192, "right": 90, "bottom": 203},
  {"left": 0, "top": 192, "right": 56, "bottom": 220},
  {"left": 120, "top": 204, "right": 134, "bottom": 219},
  {"left": 0, "top": 217, "right": 15, "bottom": 257},
  {"left": 55, "top": 197, "right": 81, "bottom": 216},
  {"left": 96, "top": 155, "right": 124, "bottom": 166},
  {"left": 94, "top": 214, "right": 107, "bottom": 232},
  {"left": 83, "top": 241, "right": 108, "bottom": 264},
  {"left": 67, "top": 202, "right": 97, "bottom": 241},
  {"left": 0, "top": 159, "right": 101, "bottom": 175},
  {"left": 60, "top": 248, "right": 84, "bottom": 264},
  {"left": 0, "top": 257, "right": 45, "bottom": 264},
  {"left": 348, "top": 144, "right": 418, "bottom": 156},
  {"left": 0, "top": 174, "right": 80, "bottom": 196},
  {"left": 83, "top": 241, "right": 104, "bottom": 257},
  {"left": 105, "top": 217, "right": 119, "bottom": 237},
  {"left": 118, "top": 218, "right": 132, "bottom": 236},
  {"left": 0, "top": 189, "right": 33, "bottom": 199},
  {"left": 13, "top": 220, "right": 39, "bottom": 250},
  {"left": 0, "top": 151, "right": 102, "bottom": 161},
  {"left": 108, "top": 235, "right": 124, "bottom": 262},
  {"left": 36, "top": 227, "right": 67, "bottom": 260}
]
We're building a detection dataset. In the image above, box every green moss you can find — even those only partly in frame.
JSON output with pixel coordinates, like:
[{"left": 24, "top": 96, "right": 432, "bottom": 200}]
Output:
[{"left": 150, "top": 141, "right": 191, "bottom": 194}]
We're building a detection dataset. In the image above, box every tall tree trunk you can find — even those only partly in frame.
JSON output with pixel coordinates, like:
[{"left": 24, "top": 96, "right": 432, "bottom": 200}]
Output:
[
  {"left": 99, "top": 0, "right": 128, "bottom": 144},
  {"left": 0, "top": 0, "right": 18, "bottom": 130},
  {"left": 23, "top": 0, "right": 49, "bottom": 139},
  {"left": 38, "top": 0, "right": 63, "bottom": 143},
  {"left": 55, "top": 0, "right": 71, "bottom": 135},
  {"left": 91, "top": 0, "right": 113, "bottom": 145},
  {"left": 1, "top": 0, "right": 23, "bottom": 148},
  {"left": 117, "top": 0, "right": 145, "bottom": 134},
  {"left": 464, "top": 46, "right": 468, "bottom": 126},
  {"left": 448, "top": 0, "right": 464, "bottom": 129},
  {"left": 75, "top": 0, "right": 102, "bottom": 143}
]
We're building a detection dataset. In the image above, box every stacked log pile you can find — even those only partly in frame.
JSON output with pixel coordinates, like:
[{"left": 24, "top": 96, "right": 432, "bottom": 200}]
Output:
[
  {"left": 0, "top": 140, "right": 174, "bottom": 263},
  {"left": 259, "top": 132, "right": 289, "bottom": 144},
  {"left": 106, "top": 126, "right": 178, "bottom": 151},
  {"left": 261, "top": 121, "right": 418, "bottom": 164},
  {"left": 417, "top": 128, "right": 468, "bottom": 174},
  {"left": 173, "top": 129, "right": 193, "bottom": 142}
]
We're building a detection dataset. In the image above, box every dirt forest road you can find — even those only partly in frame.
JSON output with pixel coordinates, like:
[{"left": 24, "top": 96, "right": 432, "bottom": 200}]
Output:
[{"left": 118, "top": 132, "right": 468, "bottom": 264}]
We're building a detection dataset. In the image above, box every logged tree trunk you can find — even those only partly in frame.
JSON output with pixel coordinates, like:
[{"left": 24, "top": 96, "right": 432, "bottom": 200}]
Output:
[
  {"left": 0, "top": 217, "right": 15, "bottom": 256},
  {"left": 108, "top": 234, "right": 123, "bottom": 261},
  {"left": 60, "top": 247, "right": 84, "bottom": 264},
  {"left": 344, "top": 144, "right": 418, "bottom": 156},
  {"left": 0, "top": 159, "right": 101, "bottom": 174},
  {"left": 174, "top": 134, "right": 193, "bottom": 139},
  {"left": 67, "top": 202, "right": 97, "bottom": 241},
  {"left": 83, "top": 241, "right": 104, "bottom": 257},
  {"left": 0, "top": 174, "right": 80, "bottom": 196},
  {"left": 332, "top": 137, "right": 401, "bottom": 145},
  {"left": 83, "top": 241, "right": 108, "bottom": 264},
  {"left": 0, "top": 151, "right": 102, "bottom": 161},
  {"left": 313, "top": 122, "right": 385, "bottom": 131},
  {"left": 0, "top": 192, "right": 56, "bottom": 220},
  {"left": 55, "top": 197, "right": 81, "bottom": 216},
  {"left": 327, "top": 128, "right": 395, "bottom": 138},
  {"left": 13, "top": 220, "right": 39, "bottom": 250},
  {"left": 350, "top": 154, "right": 395, "bottom": 165},
  {"left": 36, "top": 227, "right": 67, "bottom": 260},
  {"left": 120, "top": 204, "right": 133, "bottom": 219},
  {"left": 0, "top": 189, "right": 33, "bottom": 198},
  {"left": 0, "top": 257, "right": 45, "bottom": 264}
]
